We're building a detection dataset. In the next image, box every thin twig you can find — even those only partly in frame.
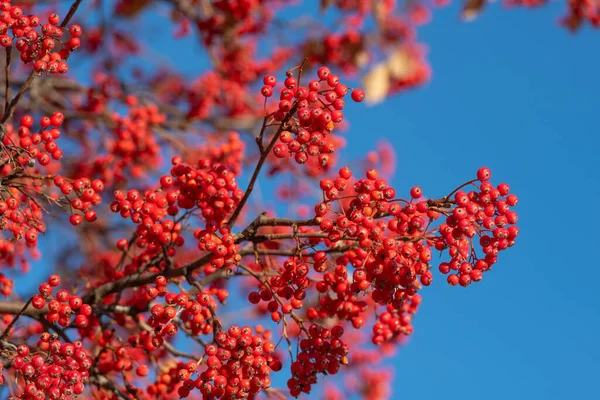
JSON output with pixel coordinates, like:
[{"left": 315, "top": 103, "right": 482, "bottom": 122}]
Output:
[{"left": 0, "top": 297, "right": 34, "bottom": 342}]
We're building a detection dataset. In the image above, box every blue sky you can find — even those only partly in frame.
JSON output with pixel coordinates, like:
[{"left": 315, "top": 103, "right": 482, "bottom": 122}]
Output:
[{"left": 14, "top": 1, "right": 600, "bottom": 399}]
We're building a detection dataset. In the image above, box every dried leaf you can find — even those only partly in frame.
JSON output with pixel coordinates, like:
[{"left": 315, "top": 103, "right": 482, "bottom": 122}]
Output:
[
  {"left": 461, "top": 0, "right": 485, "bottom": 22},
  {"left": 386, "top": 49, "right": 414, "bottom": 80},
  {"left": 363, "top": 63, "right": 390, "bottom": 105}
]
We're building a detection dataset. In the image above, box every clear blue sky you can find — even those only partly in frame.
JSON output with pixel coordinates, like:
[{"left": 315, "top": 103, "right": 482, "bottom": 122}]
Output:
[{"left": 17, "top": 1, "right": 600, "bottom": 399}]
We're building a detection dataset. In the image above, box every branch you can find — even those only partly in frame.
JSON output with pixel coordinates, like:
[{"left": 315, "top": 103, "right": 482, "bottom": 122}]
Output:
[
  {"left": 227, "top": 103, "right": 299, "bottom": 227},
  {"left": 0, "top": 297, "right": 41, "bottom": 343},
  {"left": 84, "top": 215, "right": 316, "bottom": 304},
  {"left": 60, "top": 0, "right": 84, "bottom": 27},
  {"left": 0, "top": 297, "right": 33, "bottom": 341}
]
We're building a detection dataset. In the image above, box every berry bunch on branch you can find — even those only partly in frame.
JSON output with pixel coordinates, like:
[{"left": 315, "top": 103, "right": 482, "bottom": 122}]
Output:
[{"left": 0, "top": 0, "right": 570, "bottom": 398}]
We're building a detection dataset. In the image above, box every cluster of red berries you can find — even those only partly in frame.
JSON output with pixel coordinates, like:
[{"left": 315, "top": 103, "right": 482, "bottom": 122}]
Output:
[
  {"left": 266, "top": 67, "right": 363, "bottom": 167},
  {"left": 31, "top": 274, "right": 92, "bottom": 329},
  {"left": 0, "top": 191, "right": 44, "bottom": 248},
  {"left": 4, "top": 113, "right": 65, "bottom": 167},
  {"left": 166, "top": 157, "right": 242, "bottom": 225},
  {"left": 111, "top": 188, "right": 184, "bottom": 252},
  {"left": 371, "top": 294, "right": 421, "bottom": 345},
  {"left": 7, "top": 336, "right": 92, "bottom": 399},
  {"left": 287, "top": 324, "right": 348, "bottom": 397},
  {"left": 303, "top": 30, "right": 366, "bottom": 74},
  {"left": 307, "top": 262, "right": 370, "bottom": 325},
  {"left": 195, "top": 225, "right": 240, "bottom": 275},
  {"left": 310, "top": 166, "right": 519, "bottom": 310},
  {"left": 0, "top": 272, "right": 13, "bottom": 295},
  {"left": 178, "top": 290, "right": 218, "bottom": 336},
  {"left": 197, "top": 1, "right": 276, "bottom": 53},
  {"left": 0, "top": 114, "right": 70, "bottom": 265},
  {"left": 190, "top": 131, "right": 246, "bottom": 176},
  {"left": 247, "top": 257, "right": 310, "bottom": 323},
  {"left": 146, "top": 280, "right": 219, "bottom": 348},
  {"left": 93, "top": 330, "right": 144, "bottom": 379},
  {"left": 0, "top": 217, "right": 41, "bottom": 276},
  {"left": 0, "top": 2, "right": 82, "bottom": 74},
  {"left": 107, "top": 102, "right": 165, "bottom": 179},
  {"left": 111, "top": 158, "right": 242, "bottom": 259},
  {"left": 185, "top": 71, "right": 254, "bottom": 119},
  {"left": 195, "top": 325, "right": 279, "bottom": 399},
  {"left": 312, "top": 167, "right": 430, "bottom": 306},
  {"left": 74, "top": 98, "right": 165, "bottom": 185},
  {"left": 435, "top": 167, "right": 519, "bottom": 287},
  {"left": 53, "top": 175, "right": 104, "bottom": 226},
  {"left": 145, "top": 360, "right": 199, "bottom": 398}
]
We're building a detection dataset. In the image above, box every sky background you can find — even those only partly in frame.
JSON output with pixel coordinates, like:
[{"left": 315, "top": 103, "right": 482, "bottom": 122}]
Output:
[{"left": 13, "top": 1, "right": 600, "bottom": 399}]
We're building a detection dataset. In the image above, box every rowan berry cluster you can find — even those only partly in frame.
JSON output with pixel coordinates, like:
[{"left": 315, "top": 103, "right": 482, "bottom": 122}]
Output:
[
  {"left": 0, "top": 2, "right": 82, "bottom": 74},
  {"left": 4, "top": 113, "right": 64, "bottom": 167},
  {"left": 145, "top": 360, "right": 199, "bottom": 397},
  {"left": 371, "top": 294, "right": 421, "bottom": 345},
  {"left": 195, "top": 226, "right": 240, "bottom": 274},
  {"left": 190, "top": 131, "right": 246, "bottom": 176},
  {"left": 89, "top": 330, "right": 143, "bottom": 381},
  {"left": 302, "top": 30, "right": 366, "bottom": 74},
  {"left": 195, "top": 325, "right": 279, "bottom": 399},
  {"left": 312, "top": 165, "right": 519, "bottom": 309},
  {"left": 435, "top": 167, "right": 519, "bottom": 287},
  {"left": 0, "top": 273, "right": 13, "bottom": 295},
  {"left": 198, "top": 0, "right": 274, "bottom": 48},
  {"left": 247, "top": 257, "right": 310, "bottom": 323},
  {"left": 145, "top": 278, "right": 219, "bottom": 347},
  {"left": 105, "top": 102, "right": 165, "bottom": 182},
  {"left": 111, "top": 158, "right": 242, "bottom": 259},
  {"left": 53, "top": 175, "right": 104, "bottom": 226},
  {"left": 287, "top": 324, "right": 348, "bottom": 397},
  {"left": 111, "top": 187, "right": 183, "bottom": 252},
  {"left": 30, "top": 274, "right": 92, "bottom": 329},
  {"left": 307, "top": 264, "right": 370, "bottom": 324},
  {"left": 0, "top": 191, "right": 44, "bottom": 255},
  {"left": 6, "top": 336, "right": 92, "bottom": 399},
  {"left": 267, "top": 67, "right": 364, "bottom": 168}
]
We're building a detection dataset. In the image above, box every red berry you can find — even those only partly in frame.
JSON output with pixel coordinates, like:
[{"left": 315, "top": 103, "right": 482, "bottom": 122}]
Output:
[
  {"left": 261, "top": 85, "right": 273, "bottom": 97},
  {"left": 317, "top": 66, "right": 331, "bottom": 80},
  {"left": 477, "top": 167, "right": 492, "bottom": 182},
  {"left": 263, "top": 75, "right": 277, "bottom": 86},
  {"left": 351, "top": 88, "right": 365, "bottom": 102},
  {"left": 410, "top": 186, "right": 422, "bottom": 199}
]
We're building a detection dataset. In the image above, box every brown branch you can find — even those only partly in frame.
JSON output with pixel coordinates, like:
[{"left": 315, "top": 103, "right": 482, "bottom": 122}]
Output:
[
  {"left": 60, "top": 0, "right": 84, "bottom": 27},
  {"left": 85, "top": 215, "right": 317, "bottom": 304},
  {"left": 227, "top": 102, "right": 299, "bottom": 228},
  {"left": 0, "top": 297, "right": 34, "bottom": 341},
  {"left": 1, "top": 70, "right": 35, "bottom": 125}
]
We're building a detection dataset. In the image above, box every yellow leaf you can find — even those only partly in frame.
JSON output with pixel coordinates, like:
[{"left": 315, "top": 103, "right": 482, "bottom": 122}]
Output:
[
  {"left": 461, "top": 0, "right": 486, "bottom": 22},
  {"left": 386, "top": 49, "right": 414, "bottom": 80},
  {"left": 362, "top": 62, "right": 390, "bottom": 105}
]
